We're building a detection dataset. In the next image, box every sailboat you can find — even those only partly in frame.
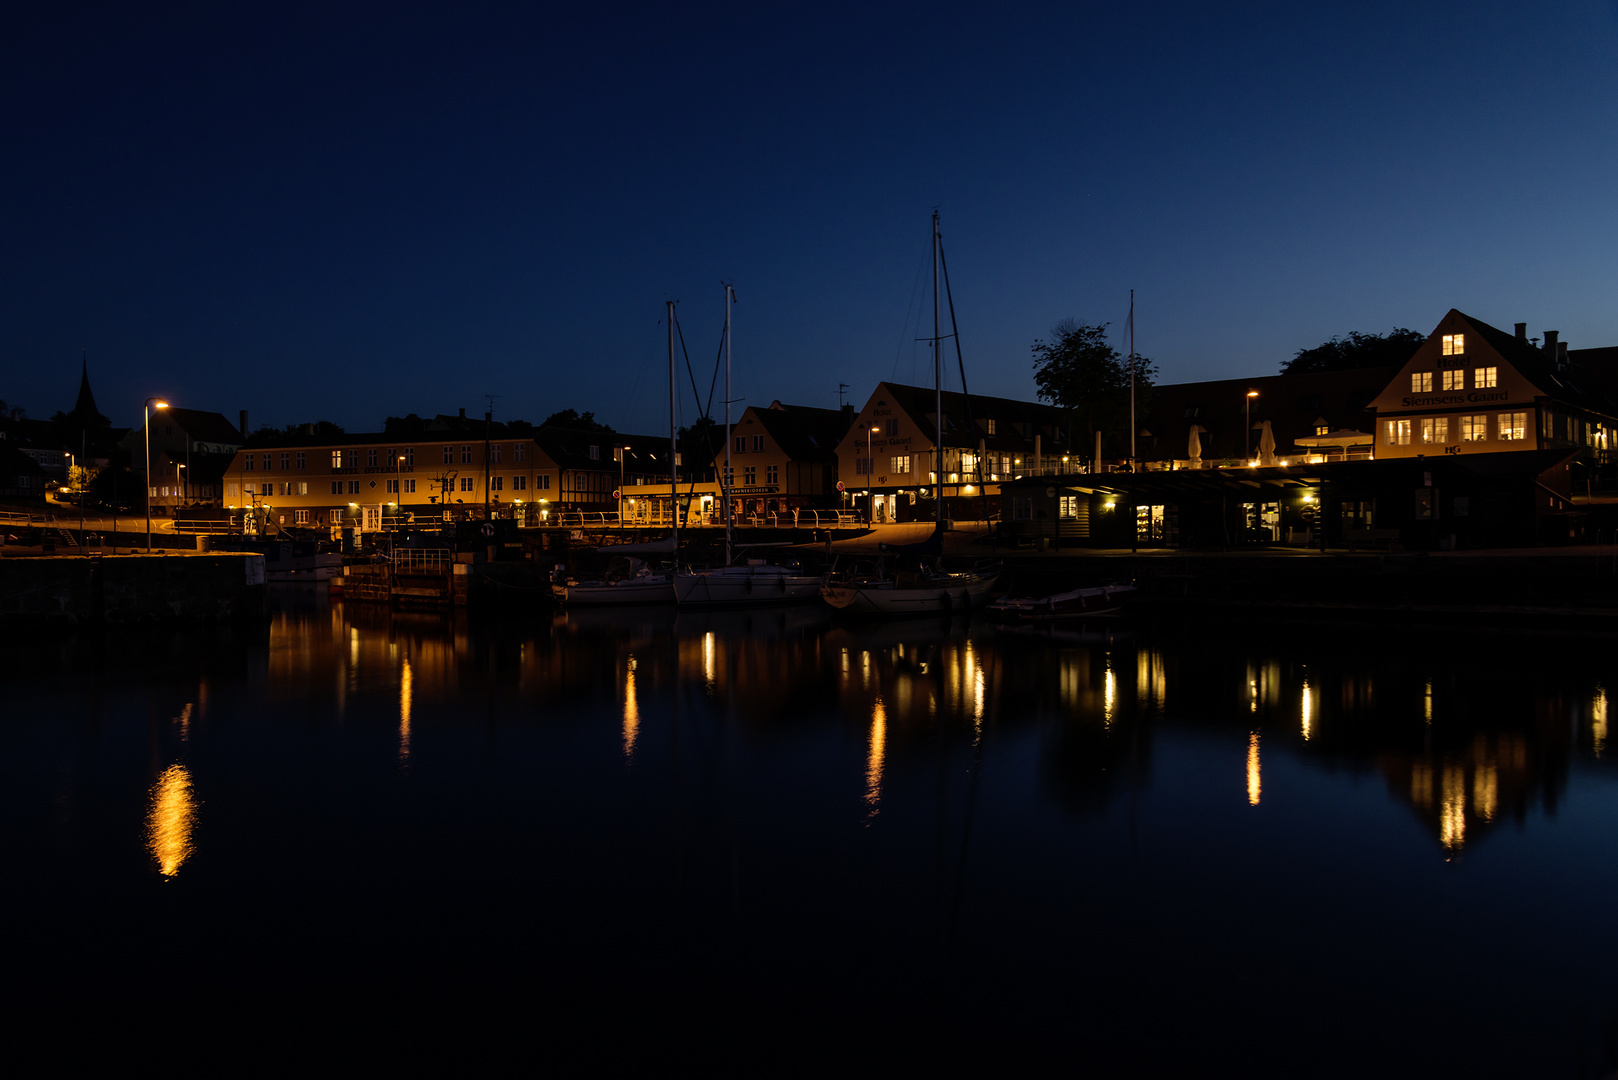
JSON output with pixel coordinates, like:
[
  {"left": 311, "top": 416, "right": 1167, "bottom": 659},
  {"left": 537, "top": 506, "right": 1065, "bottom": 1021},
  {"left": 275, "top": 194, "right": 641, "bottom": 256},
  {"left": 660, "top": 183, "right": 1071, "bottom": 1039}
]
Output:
[
  {"left": 555, "top": 302, "right": 682, "bottom": 607},
  {"left": 819, "top": 212, "right": 999, "bottom": 615},
  {"left": 674, "top": 284, "right": 824, "bottom": 606}
]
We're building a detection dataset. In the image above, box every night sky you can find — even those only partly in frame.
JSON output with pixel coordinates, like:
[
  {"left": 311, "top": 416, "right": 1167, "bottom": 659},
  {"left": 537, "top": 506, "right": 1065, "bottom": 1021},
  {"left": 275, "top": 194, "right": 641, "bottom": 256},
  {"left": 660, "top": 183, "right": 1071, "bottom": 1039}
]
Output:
[{"left": 5, "top": 2, "right": 1616, "bottom": 437}]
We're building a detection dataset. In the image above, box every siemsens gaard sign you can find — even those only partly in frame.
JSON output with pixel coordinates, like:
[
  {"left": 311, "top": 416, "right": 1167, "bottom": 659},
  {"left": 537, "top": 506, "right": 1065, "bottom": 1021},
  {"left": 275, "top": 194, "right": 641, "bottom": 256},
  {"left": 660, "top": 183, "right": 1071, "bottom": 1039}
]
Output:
[{"left": 1400, "top": 390, "right": 1513, "bottom": 408}]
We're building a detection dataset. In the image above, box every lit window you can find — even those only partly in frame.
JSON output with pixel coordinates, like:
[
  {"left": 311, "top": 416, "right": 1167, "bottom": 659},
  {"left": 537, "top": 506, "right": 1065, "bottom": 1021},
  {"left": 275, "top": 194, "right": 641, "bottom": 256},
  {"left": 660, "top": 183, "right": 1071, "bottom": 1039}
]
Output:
[
  {"left": 1059, "top": 495, "right": 1078, "bottom": 518},
  {"left": 1442, "top": 334, "right": 1465, "bottom": 356},
  {"left": 1460, "top": 415, "right": 1488, "bottom": 442},
  {"left": 1384, "top": 420, "right": 1411, "bottom": 446},
  {"left": 1441, "top": 370, "right": 1463, "bottom": 391},
  {"left": 1420, "top": 417, "right": 1449, "bottom": 444},
  {"left": 1475, "top": 366, "right": 1497, "bottom": 388},
  {"left": 1315, "top": 424, "right": 1330, "bottom": 436},
  {"left": 986, "top": 419, "right": 997, "bottom": 435},
  {"left": 294, "top": 510, "right": 310, "bottom": 525},
  {"left": 891, "top": 455, "right": 911, "bottom": 474},
  {"left": 296, "top": 482, "right": 307, "bottom": 495},
  {"left": 1411, "top": 372, "right": 1432, "bottom": 393},
  {"left": 1498, "top": 412, "right": 1527, "bottom": 441},
  {"left": 332, "top": 450, "right": 342, "bottom": 468}
]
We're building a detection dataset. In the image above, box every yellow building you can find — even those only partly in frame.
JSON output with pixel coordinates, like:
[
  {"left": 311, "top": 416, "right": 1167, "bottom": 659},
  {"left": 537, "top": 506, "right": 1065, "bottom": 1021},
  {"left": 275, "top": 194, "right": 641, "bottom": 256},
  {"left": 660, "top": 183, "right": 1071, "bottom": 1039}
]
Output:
[
  {"left": 1370, "top": 310, "right": 1616, "bottom": 461},
  {"left": 715, "top": 401, "right": 850, "bottom": 516}
]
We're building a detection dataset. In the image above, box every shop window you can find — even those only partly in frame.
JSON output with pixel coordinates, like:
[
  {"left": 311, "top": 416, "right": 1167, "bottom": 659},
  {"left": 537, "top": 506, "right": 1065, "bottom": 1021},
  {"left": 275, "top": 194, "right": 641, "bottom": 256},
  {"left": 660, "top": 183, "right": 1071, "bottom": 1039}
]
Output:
[
  {"left": 1411, "top": 372, "right": 1432, "bottom": 393},
  {"left": 1442, "top": 334, "right": 1465, "bottom": 356},
  {"left": 1460, "top": 415, "right": 1488, "bottom": 442},
  {"left": 1498, "top": 412, "right": 1527, "bottom": 441},
  {"left": 1475, "top": 366, "right": 1497, "bottom": 389},
  {"left": 1442, "top": 370, "right": 1463, "bottom": 391},
  {"left": 1420, "top": 417, "right": 1449, "bottom": 444}
]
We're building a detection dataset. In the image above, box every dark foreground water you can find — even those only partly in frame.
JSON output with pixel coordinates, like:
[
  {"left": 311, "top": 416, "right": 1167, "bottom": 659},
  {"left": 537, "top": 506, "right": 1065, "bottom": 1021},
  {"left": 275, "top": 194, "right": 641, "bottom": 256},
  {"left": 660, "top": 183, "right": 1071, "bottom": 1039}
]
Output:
[{"left": 6, "top": 593, "right": 1618, "bottom": 1074}]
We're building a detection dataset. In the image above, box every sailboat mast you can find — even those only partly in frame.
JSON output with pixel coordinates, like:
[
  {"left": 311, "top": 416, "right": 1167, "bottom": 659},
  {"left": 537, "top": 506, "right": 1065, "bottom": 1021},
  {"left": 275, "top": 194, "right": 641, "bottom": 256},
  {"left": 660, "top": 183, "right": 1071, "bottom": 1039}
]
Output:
[
  {"left": 932, "top": 211, "right": 942, "bottom": 530},
  {"left": 1129, "top": 289, "right": 1136, "bottom": 467},
  {"left": 668, "top": 300, "right": 678, "bottom": 560},
  {"left": 724, "top": 283, "right": 733, "bottom": 567}
]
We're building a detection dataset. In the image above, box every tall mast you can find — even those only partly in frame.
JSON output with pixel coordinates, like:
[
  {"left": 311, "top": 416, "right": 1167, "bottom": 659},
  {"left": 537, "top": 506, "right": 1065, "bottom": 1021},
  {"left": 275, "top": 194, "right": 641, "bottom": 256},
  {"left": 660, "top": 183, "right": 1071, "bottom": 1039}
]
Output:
[
  {"left": 724, "top": 283, "right": 733, "bottom": 566},
  {"left": 668, "top": 300, "right": 678, "bottom": 560},
  {"left": 1129, "top": 289, "right": 1136, "bottom": 467},
  {"left": 932, "top": 211, "right": 943, "bottom": 530}
]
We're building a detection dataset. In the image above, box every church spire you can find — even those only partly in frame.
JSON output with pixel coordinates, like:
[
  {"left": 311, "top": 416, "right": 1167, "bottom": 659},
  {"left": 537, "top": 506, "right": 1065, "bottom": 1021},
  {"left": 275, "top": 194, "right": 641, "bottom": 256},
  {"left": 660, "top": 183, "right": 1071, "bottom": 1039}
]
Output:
[{"left": 72, "top": 351, "right": 108, "bottom": 425}]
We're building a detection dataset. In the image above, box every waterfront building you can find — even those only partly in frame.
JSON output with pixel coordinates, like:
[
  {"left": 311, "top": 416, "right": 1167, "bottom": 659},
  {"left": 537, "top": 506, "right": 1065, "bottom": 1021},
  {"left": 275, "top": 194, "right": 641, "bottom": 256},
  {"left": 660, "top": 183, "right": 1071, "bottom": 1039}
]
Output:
[
  {"left": 717, "top": 401, "right": 851, "bottom": 516},
  {"left": 120, "top": 408, "right": 244, "bottom": 511},
  {"left": 833, "top": 382, "right": 1076, "bottom": 523}
]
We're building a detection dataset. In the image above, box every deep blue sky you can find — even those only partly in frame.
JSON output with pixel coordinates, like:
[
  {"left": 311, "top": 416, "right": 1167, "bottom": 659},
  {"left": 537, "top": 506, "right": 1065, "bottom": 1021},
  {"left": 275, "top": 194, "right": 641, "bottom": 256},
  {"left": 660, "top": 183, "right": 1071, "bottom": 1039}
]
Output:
[{"left": 5, "top": 2, "right": 1616, "bottom": 436}]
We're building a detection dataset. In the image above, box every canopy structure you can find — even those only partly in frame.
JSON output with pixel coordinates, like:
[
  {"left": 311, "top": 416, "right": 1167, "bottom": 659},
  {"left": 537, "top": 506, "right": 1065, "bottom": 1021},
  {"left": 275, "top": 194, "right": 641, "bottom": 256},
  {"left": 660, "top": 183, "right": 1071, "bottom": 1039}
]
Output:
[{"left": 1293, "top": 429, "right": 1373, "bottom": 448}]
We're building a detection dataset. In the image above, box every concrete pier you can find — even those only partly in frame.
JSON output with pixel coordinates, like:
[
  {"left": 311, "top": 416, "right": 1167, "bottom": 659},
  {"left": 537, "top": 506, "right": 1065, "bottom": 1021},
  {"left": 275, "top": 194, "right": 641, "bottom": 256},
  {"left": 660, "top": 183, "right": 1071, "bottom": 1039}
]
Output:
[{"left": 0, "top": 553, "right": 266, "bottom": 627}]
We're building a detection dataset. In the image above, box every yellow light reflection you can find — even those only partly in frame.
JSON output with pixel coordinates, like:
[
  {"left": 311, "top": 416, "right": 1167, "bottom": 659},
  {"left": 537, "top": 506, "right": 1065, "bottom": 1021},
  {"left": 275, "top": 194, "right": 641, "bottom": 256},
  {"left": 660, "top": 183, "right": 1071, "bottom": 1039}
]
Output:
[
  {"left": 1136, "top": 649, "right": 1165, "bottom": 710},
  {"left": 1246, "top": 731, "right": 1261, "bottom": 806},
  {"left": 1424, "top": 679, "right": 1433, "bottom": 725},
  {"left": 147, "top": 764, "right": 197, "bottom": 877},
  {"left": 623, "top": 656, "right": 640, "bottom": 759},
  {"left": 175, "top": 702, "right": 192, "bottom": 742},
  {"left": 703, "top": 631, "right": 716, "bottom": 692},
  {"left": 865, "top": 698, "right": 887, "bottom": 822},
  {"left": 1300, "top": 679, "right": 1313, "bottom": 741},
  {"left": 1595, "top": 687, "right": 1608, "bottom": 759},
  {"left": 399, "top": 658, "right": 413, "bottom": 764},
  {"left": 1473, "top": 762, "right": 1498, "bottom": 822},
  {"left": 1103, "top": 665, "right": 1117, "bottom": 728},
  {"left": 1440, "top": 766, "right": 1466, "bottom": 851}
]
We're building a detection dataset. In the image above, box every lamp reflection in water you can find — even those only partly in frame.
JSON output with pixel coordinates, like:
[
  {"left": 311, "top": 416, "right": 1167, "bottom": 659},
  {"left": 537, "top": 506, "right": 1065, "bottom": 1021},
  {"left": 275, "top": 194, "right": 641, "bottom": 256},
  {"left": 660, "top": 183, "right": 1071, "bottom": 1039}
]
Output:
[
  {"left": 1246, "top": 732, "right": 1261, "bottom": 806},
  {"left": 175, "top": 702, "right": 193, "bottom": 742},
  {"left": 1300, "top": 679, "right": 1314, "bottom": 741},
  {"left": 623, "top": 656, "right": 640, "bottom": 760},
  {"left": 1102, "top": 661, "right": 1117, "bottom": 729},
  {"left": 399, "top": 658, "right": 413, "bottom": 765},
  {"left": 147, "top": 764, "right": 197, "bottom": 877},
  {"left": 1595, "top": 687, "right": 1608, "bottom": 759},
  {"left": 1440, "top": 766, "right": 1467, "bottom": 851},
  {"left": 703, "top": 632, "right": 716, "bottom": 694},
  {"left": 865, "top": 698, "right": 887, "bottom": 823}
]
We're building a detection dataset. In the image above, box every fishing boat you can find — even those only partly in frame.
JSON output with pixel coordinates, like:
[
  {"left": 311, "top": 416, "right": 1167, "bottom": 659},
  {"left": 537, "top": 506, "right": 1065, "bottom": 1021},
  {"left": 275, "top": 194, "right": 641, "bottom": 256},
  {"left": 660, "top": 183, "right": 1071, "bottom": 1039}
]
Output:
[
  {"left": 820, "top": 211, "right": 998, "bottom": 614},
  {"left": 554, "top": 555, "right": 675, "bottom": 606},
  {"left": 674, "top": 285, "right": 824, "bottom": 607},
  {"left": 985, "top": 583, "right": 1137, "bottom": 621}
]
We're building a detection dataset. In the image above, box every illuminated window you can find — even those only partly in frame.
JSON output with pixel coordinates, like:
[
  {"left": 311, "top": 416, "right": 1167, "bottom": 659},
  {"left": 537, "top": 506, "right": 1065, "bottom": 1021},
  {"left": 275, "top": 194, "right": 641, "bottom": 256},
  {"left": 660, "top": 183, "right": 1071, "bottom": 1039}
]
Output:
[
  {"left": 1411, "top": 372, "right": 1432, "bottom": 393},
  {"left": 295, "top": 482, "right": 307, "bottom": 496},
  {"left": 332, "top": 451, "right": 342, "bottom": 468},
  {"left": 1441, "top": 370, "right": 1463, "bottom": 391},
  {"left": 986, "top": 419, "right": 997, "bottom": 435},
  {"left": 891, "top": 455, "right": 911, "bottom": 474},
  {"left": 1442, "top": 334, "right": 1465, "bottom": 355},
  {"left": 1475, "top": 366, "right": 1497, "bottom": 388},
  {"left": 1460, "top": 415, "right": 1488, "bottom": 441},
  {"left": 1315, "top": 424, "right": 1330, "bottom": 436},
  {"left": 766, "top": 464, "right": 778, "bottom": 485},
  {"left": 1059, "top": 495, "right": 1078, "bottom": 518},
  {"left": 294, "top": 510, "right": 309, "bottom": 525},
  {"left": 1384, "top": 419, "right": 1411, "bottom": 446},
  {"left": 1420, "top": 417, "right": 1449, "bottom": 444},
  {"left": 1498, "top": 412, "right": 1527, "bottom": 441}
]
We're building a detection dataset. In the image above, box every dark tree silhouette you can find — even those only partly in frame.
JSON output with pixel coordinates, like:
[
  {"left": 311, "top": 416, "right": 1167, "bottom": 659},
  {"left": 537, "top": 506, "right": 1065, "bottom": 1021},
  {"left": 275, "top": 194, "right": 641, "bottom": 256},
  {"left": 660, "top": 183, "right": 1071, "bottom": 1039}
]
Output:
[{"left": 1281, "top": 328, "right": 1425, "bottom": 374}]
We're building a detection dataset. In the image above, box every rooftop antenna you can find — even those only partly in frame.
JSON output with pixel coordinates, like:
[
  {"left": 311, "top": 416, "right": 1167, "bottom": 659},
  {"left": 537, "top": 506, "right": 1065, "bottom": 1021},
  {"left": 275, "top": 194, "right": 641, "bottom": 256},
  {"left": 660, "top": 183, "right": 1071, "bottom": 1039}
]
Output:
[{"left": 838, "top": 382, "right": 849, "bottom": 408}]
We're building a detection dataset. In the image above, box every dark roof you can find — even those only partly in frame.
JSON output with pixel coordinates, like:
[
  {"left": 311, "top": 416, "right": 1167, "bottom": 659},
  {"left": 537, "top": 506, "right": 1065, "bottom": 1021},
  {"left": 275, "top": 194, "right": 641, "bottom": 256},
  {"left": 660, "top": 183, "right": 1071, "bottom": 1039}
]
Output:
[
  {"left": 877, "top": 382, "right": 1077, "bottom": 451},
  {"left": 749, "top": 402, "right": 850, "bottom": 461},
  {"left": 534, "top": 426, "right": 670, "bottom": 472},
  {"left": 167, "top": 408, "right": 243, "bottom": 445},
  {"left": 1455, "top": 310, "right": 1618, "bottom": 418},
  {"left": 0, "top": 442, "right": 49, "bottom": 478}
]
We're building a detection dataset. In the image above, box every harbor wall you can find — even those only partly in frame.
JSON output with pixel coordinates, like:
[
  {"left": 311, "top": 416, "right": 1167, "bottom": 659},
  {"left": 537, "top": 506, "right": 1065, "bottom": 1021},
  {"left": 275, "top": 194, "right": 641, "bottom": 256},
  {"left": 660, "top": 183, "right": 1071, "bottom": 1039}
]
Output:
[{"left": 0, "top": 553, "right": 266, "bottom": 627}]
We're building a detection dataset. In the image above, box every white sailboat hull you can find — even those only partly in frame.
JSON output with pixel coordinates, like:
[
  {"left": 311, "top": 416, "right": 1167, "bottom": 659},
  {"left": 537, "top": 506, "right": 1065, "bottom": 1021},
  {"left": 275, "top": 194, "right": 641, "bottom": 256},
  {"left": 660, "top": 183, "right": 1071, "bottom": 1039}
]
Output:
[
  {"left": 557, "top": 575, "right": 675, "bottom": 606},
  {"left": 673, "top": 566, "right": 824, "bottom": 606},
  {"left": 820, "top": 571, "right": 998, "bottom": 614}
]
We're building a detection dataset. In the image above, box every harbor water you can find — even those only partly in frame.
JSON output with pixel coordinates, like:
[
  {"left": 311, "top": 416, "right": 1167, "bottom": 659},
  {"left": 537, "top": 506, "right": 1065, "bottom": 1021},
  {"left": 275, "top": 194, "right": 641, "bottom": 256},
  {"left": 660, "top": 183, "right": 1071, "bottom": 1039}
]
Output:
[{"left": 6, "top": 591, "right": 1618, "bottom": 1073}]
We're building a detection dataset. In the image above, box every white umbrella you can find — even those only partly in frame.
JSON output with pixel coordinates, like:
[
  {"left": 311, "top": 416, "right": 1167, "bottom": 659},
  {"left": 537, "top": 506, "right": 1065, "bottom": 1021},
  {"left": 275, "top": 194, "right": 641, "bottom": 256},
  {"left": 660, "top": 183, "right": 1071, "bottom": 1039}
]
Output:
[
  {"left": 1188, "top": 425, "right": 1204, "bottom": 469},
  {"left": 1258, "top": 420, "right": 1278, "bottom": 467}
]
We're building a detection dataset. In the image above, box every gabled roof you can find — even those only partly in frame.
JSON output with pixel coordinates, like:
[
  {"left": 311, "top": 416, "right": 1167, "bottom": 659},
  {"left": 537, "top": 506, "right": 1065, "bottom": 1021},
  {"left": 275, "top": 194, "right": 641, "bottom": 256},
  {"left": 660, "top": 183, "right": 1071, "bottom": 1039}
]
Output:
[
  {"left": 534, "top": 426, "right": 669, "bottom": 472},
  {"left": 1448, "top": 310, "right": 1618, "bottom": 418},
  {"left": 874, "top": 382, "right": 1076, "bottom": 451},
  {"left": 746, "top": 402, "right": 849, "bottom": 461},
  {"left": 166, "top": 408, "right": 243, "bottom": 445}
]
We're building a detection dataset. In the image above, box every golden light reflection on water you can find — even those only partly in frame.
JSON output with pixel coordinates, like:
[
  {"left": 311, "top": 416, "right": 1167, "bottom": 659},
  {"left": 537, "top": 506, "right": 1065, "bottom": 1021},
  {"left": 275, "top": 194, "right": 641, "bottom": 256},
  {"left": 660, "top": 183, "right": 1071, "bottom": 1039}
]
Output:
[
  {"left": 1300, "top": 679, "right": 1313, "bottom": 741},
  {"left": 1102, "top": 664, "right": 1117, "bottom": 728},
  {"left": 1424, "top": 679, "right": 1433, "bottom": 725},
  {"left": 1595, "top": 687, "right": 1608, "bottom": 759},
  {"left": 147, "top": 764, "right": 197, "bottom": 877},
  {"left": 623, "top": 656, "right": 640, "bottom": 760},
  {"left": 865, "top": 698, "right": 887, "bottom": 822},
  {"left": 1440, "top": 766, "right": 1467, "bottom": 851},
  {"left": 175, "top": 702, "right": 192, "bottom": 742},
  {"left": 703, "top": 631, "right": 716, "bottom": 693},
  {"left": 399, "top": 658, "right": 413, "bottom": 764},
  {"left": 1136, "top": 649, "right": 1165, "bottom": 710},
  {"left": 1247, "top": 731, "right": 1261, "bottom": 805}
]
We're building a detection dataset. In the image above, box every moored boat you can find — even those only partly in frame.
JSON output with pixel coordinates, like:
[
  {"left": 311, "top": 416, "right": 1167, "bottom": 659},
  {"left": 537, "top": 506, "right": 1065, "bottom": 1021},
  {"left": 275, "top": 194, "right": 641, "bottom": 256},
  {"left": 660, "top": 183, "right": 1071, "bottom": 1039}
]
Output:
[{"left": 985, "top": 583, "right": 1137, "bottom": 621}]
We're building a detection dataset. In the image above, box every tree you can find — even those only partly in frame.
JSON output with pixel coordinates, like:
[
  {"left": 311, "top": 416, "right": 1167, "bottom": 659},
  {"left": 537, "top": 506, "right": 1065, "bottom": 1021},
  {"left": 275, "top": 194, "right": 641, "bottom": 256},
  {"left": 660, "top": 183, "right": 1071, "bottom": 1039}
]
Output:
[
  {"left": 1031, "top": 320, "right": 1157, "bottom": 449},
  {"left": 384, "top": 413, "right": 427, "bottom": 436},
  {"left": 541, "top": 408, "right": 615, "bottom": 434},
  {"left": 1281, "top": 328, "right": 1425, "bottom": 374}
]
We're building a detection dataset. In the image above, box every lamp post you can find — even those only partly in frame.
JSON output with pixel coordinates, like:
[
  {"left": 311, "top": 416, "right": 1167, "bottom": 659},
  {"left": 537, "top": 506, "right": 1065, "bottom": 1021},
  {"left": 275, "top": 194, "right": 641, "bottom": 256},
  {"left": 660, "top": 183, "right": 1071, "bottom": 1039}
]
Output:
[
  {"left": 866, "top": 423, "right": 875, "bottom": 525},
  {"left": 144, "top": 397, "right": 169, "bottom": 551},
  {"left": 1245, "top": 390, "right": 1260, "bottom": 461},
  {"left": 619, "top": 445, "right": 629, "bottom": 524},
  {"left": 396, "top": 455, "right": 405, "bottom": 528},
  {"left": 175, "top": 463, "right": 186, "bottom": 507}
]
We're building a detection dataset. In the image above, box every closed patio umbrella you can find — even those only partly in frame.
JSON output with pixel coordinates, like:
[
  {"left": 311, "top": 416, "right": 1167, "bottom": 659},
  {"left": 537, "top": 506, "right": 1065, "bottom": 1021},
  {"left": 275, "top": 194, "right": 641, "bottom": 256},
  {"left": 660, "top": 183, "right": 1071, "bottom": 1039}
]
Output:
[
  {"left": 1258, "top": 420, "right": 1278, "bottom": 467},
  {"left": 1188, "top": 425, "right": 1204, "bottom": 469}
]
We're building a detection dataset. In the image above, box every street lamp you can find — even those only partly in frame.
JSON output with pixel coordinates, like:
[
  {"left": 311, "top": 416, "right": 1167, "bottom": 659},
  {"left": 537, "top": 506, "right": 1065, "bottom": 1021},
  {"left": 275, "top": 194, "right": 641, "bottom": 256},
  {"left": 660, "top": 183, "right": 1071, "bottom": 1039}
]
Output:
[
  {"left": 175, "top": 463, "right": 187, "bottom": 506},
  {"left": 396, "top": 455, "right": 405, "bottom": 528},
  {"left": 144, "top": 397, "right": 169, "bottom": 551},
  {"left": 865, "top": 423, "right": 875, "bottom": 525},
  {"left": 1245, "top": 390, "right": 1260, "bottom": 461}
]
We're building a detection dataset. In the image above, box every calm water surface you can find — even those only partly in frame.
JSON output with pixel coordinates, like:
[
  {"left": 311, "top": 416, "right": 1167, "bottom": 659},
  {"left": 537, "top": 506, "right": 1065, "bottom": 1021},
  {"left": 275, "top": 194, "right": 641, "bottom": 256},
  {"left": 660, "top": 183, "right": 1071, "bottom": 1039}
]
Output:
[{"left": 7, "top": 593, "right": 1618, "bottom": 1073}]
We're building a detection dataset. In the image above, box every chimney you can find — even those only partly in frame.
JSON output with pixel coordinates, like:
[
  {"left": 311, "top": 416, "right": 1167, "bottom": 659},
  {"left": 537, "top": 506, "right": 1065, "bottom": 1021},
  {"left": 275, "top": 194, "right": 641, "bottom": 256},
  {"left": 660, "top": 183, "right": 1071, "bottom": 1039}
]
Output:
[
  {"left": 459, "top": 407, "right": 466, "bottom": 420},
  {"left": 1559, "top": 342, "right": 1569, "bottom": 369},
  {"left": 1515, "top": 322, "right": 1527, "bottom": 342},
  {"left": 1544, "top": 330, "right": 1559, "bottom": 360},
  {"left": 239, "top": 410, "right": 248, "bottom": 438},
  {"left": 840, "top": 402, "right": 854, "bottom": 431}
]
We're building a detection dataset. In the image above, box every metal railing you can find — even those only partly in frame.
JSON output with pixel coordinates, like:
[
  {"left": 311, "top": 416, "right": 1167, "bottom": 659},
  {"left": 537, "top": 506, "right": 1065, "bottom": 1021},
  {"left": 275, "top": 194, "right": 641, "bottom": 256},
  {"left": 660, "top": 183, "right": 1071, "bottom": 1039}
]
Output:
[
  {"left": 392, "top": 548, "right": 453, "bottom": 572},
  {"left": 173, "top": 519, "right": 234, "bottom": 534},
  {"left": 0, "top": 511, "right": 58, "bottom": 525}
]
